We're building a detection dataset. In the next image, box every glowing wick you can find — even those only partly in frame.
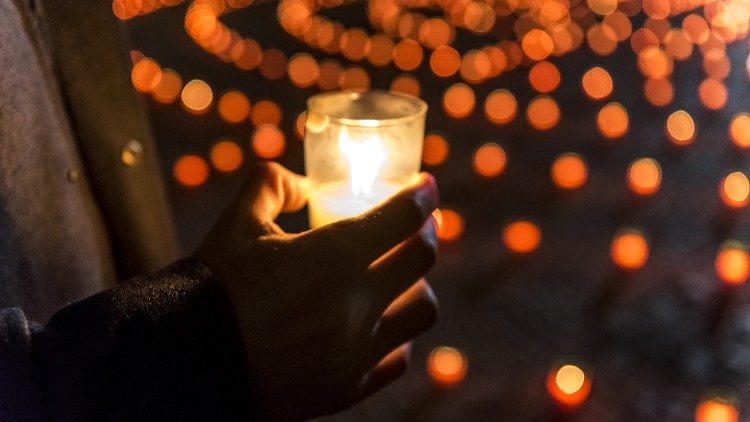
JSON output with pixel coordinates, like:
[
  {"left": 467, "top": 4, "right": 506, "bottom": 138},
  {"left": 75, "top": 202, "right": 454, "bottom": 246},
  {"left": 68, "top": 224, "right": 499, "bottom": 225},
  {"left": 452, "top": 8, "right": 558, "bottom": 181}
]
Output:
[{"left": 338, "top": 128, "right": 385, "bottom": 197}]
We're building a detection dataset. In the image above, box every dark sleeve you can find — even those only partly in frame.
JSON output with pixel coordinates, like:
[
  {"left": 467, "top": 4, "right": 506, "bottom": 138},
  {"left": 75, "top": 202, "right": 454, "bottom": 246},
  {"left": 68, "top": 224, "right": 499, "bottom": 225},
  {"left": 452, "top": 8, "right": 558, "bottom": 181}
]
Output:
[{"left": 28, "top": 258, "right": 256, "bottom": 421}]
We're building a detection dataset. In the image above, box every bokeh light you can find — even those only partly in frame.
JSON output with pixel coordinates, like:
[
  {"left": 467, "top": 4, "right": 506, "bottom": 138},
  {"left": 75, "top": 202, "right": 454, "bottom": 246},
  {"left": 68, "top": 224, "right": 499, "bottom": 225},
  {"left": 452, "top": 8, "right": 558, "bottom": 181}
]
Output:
[
  {"left": 596, "top": 102, "right": 629, "bottom": 138},
  {"left": 527, "top": 95, "right": 560, "bottom": 130},
  {"left": 720, "top": 172, "right": 750, "bottom": 208},
  {"left": 473, "top": 143, "right": 507, "bottom": 178},
  {"left": 610, "top": 230, "right": 650, "bottom": 270},
  {"left": 251, "top": 124, "right": 286, "bottom": 159},
  {"left": 484, "top": 89, "right": 517, "bottom": 124},
  {"left": 427, "top": 346, "right": 468, "bottom": 387},
  {"left": 435, "top": 208, "right": 464, "bottom": 242},
  {"left": 729, "top": 113, "right": 750, "bottom": 148},
  {"left": 582, "top": 66, "right": 613, "bottom": 100},
  {"left": 715, "top": 242, "right": 750, "bottom": 285},
  {"left": 210, "top": 140, "right": 243, "bottom": 172},
  {"left": 173, "top": 154, "right": 210, "bottom": 187},
  {"left": 695, "top": 397, "right": 740, "bottom": 422},
  {"left": 423, "top": 134, "right": 450, "bottom": 166},
  {"left": 666, "top": 110, "right": 696, "bottom": 145},
  {"left": 546, "top": 363, "right": 592, "bottom": 408},
  {"left": 502, "top": 220, "right": 542, "bottom": 254},
  {"left": 551, "top": 153, "right": 588, "bottom": 189},
  {"left": 217, "top": 90, "right": 251, "bottom": 124},
  {"left": 528, "top": 61, "right": 561, "bottom": 93},
  {"left": 251, "top": 100, "right": 282, "bottom": 126},
  {"left": 627, "top": 158, "right": 662, "bottom": 196},
  {"left": 181, "top": 79, "right": 213, "bottom": 113},
  {"left": 151, "top": 68, "right": 182, "bottom": 104},
  {"left": 443, "top": 84, "right": 476, "bottom": 118}
]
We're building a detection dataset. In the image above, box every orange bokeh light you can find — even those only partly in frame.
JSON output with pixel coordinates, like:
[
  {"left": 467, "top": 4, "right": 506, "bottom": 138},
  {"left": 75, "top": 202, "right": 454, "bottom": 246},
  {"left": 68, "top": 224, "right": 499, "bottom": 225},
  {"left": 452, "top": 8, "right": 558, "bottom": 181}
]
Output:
[
  {"left": 527, "top": 95, "right": 560, "bottom": 130},
  {"left": 484, "top": 89, "right": 517, "bottom": 124},
  {"left": 210, "top": 140, "right": 243, "bottom": 172},
  {"left": 430, "top": 46, "right": 461, "bottom": 78},
  {"left": 586, "top": 23, "right": 618, "bottom": 55},
  {"left": 643, "top": 78, "right": 674, "bottom": 107},
  {"left": 698, "top": 78, "right": 728, "bottom": 110},
  {"left": 390, "top": 74, "right": 420, "bottom": 97},
  {"left": 551, "top": 153, "right": 588, "bottom": 189},
  {"left": 173, "top": 154, "right": 210, "bottom": 187},
  {"left": 715, "top": 243, "right": 750, "bottom": 285},
  {"left": 729, "top": 113, "right": 750, "bottom": 148},
  {"left": 522, "top": 29, "right": 554, "bottom": 60},
  {"left": 720, "top": 172, "right": 750, "bottom": 208},
  {"left": 435, "top": 208, "right": 464, "bottom": 242},
  {"left": 181, "top": 79, "right": 213, "bottom": 114},
  {"left": 218, "top": 90, "right": 251, "bottom": 124},
  {"left": 582, "top": 66, "right": 613, "bottom": 100},
  {"left": 627, "top": 158, "right": 662, "bottom": 195},
  {"left": 427, "top": 346, "right": 468, "bottom": 387},
  {"left": 443, "top": 84, "right": 476, "bottom": 118},
  {"left": 610, "top": 230, "right": 649, "bottom": 270},
  {"left": 151, "top": 68, "right": 182, "bottom": 104},
  {"left": 251, "top": 124, "right": 286, "bottom": 159},
  {"left": 666, "top": 110, "right": 696, "bottom": 145},
  {"left": 393, "top": 39, "right": 423, "bottom": 71},
  {"left": 251, "top": 100, "right": 282, "bottom": 126},
  {"left": 597, "top": 102, "right": 629, "bottom": 138},
  {"left": 695, "top": 398, "right": 739, "bottom": 422},
  {"left": 131, "top": 58, "right": 162, "bottom": 93},
  {"left": 288, "top": 53, "right": 320, "bottom": 88},
  {"left": 502, "top": 220, "right": 542, "bottom": 254},
  {"left": 546, "top": 364, "right": 592, "bottom": 409},
  {"left": 473, "top": 143, "right": 507, "bottom": 178},
  {"left": 423, "top": 134, "right": 450, "bottom": 166},
  {"left": 528, "top": 61, "right": 561, "bottom": 93}
]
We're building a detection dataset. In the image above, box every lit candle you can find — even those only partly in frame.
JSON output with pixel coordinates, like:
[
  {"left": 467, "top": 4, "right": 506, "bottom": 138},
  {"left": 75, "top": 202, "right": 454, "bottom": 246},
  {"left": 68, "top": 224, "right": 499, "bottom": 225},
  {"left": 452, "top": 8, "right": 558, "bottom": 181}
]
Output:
[{"left": 304, "top": 91, "right": 427, "bottom": 228}]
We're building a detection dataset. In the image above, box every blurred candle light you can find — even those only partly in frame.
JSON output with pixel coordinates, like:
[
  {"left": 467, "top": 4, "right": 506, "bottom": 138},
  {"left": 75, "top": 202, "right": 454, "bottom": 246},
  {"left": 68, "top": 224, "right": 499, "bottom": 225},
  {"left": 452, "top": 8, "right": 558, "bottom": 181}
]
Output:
[
  {"left": 627, "top": 158, "right": 662, "bottom": 195},
  {"left": 210, "top": 139, "right": 243, "bottom": 172},
  {"left": 695, "top": 397, "right": 740, "bottom": 422},
  {"left": 435, "top": 208, "right": 464, "bottom": 242},
  {"left": 596, "top": 102, "right": 629, "bottom": 138},
  {"left": 720, "top": 172, "right": 750, "bottom": 208},
  {"left": 304, "top": 91, "right": 426, "bottom": 228},
  {"left": 715, "top": 242, "right": 750, "bottom": 285},
  {"left": 610, "top": 229, "right": 650, "bottom": 270},
  {"left": 502, "top": 220, "right": 542, "bottom": 254},
  {"left": 484, "top": 89, "right": 517, "bottom": 124},
  {"left": 666, "top": 110, "right": 696, "bottom": 145},
  {"left": 427, "top": 346, "right": 468, "bottom": 387},
  {"left": 443, "top": 83, "right": 476, "bottom": 118},
  {"left": 729, "top": 113, "right": 750, "bottom": 148},
  {"left": 473, "top": 143, "right": 507, "bottom": 177},
  {"left": 181, "top": 79, "right": 213, "bottom": 114},
  {"left": 422, "top": 134, "right": 450, "bottom": 166},
  {"left": 546, "top": 363, "right": 592, "bottom": 409},
  {"left": 174, "top": 154, "right": 210, "bottom": 187},
  {"left": 217, "top": 90, "right": 251, "bottom": 124},
  {"left": 581, "top": 66, "right": 613, "bottom": 100},
  {"left": 252, "top": 124, "right": 286, "bottom": 159},
  {"left": 527, "top": 95, "right": 561, "bottom": 130},
  {"left": 551, "top": 153, "right": 588, "bottom": 189}
]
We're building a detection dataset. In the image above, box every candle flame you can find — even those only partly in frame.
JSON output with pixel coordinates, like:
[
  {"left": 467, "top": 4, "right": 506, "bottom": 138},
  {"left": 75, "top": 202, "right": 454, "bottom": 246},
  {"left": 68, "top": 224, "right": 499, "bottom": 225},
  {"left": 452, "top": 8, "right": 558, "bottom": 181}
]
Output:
[{"left": 338, "top": 128, "right": 385, "bottom": 197}]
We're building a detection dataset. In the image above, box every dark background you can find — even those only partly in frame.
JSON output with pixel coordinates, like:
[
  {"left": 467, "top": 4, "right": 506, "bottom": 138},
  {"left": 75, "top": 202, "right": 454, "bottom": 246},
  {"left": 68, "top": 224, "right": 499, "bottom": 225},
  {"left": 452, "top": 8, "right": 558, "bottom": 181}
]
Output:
[{"left": 124, "top": 3, "right": 750, "bottom": 420}]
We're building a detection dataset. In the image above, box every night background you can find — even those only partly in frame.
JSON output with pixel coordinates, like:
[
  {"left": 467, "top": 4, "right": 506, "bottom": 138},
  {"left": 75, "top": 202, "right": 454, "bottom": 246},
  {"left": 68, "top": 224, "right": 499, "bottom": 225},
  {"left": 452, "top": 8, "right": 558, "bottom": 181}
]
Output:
[{"left": 118, "top": 0, "right": 749, "bottom": 419}]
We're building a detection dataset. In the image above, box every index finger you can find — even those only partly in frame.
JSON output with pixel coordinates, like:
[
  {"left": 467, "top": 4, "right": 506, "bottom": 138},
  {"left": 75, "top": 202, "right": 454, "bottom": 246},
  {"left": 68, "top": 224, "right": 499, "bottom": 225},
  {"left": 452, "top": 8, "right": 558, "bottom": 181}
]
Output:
[{"left": 314, "top": 173, "right": 439, "bottom": 265}]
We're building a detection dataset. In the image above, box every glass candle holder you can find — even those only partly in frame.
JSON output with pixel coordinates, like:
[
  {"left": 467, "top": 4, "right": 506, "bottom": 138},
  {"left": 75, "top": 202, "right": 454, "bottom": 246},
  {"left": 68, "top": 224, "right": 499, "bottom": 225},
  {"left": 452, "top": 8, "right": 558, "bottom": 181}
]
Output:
[{"left": 304, "top": 90, "right": 427, "bottom": 228}]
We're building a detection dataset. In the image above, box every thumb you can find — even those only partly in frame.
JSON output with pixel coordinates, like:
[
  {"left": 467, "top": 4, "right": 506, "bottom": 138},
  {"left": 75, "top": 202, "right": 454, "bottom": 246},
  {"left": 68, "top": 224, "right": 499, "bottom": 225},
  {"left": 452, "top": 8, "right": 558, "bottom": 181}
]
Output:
[{"left": 236, "top": 162, "right": 308, "bottom": 235}]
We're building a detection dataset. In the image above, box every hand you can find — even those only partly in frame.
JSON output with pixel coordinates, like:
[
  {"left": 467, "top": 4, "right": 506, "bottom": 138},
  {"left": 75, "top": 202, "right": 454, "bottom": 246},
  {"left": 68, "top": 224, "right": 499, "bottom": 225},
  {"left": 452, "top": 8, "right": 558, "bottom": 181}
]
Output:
[{"left": 195, "top": 162, "right": 440, "bottom": 420}]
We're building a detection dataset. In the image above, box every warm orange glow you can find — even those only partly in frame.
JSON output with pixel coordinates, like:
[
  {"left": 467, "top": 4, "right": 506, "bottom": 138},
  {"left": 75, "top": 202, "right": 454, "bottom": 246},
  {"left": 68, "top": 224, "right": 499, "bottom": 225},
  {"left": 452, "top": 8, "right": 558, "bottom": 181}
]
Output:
[
  {"left": 131, "top": 58, "right": 162, "bottom": 93},
  {"left": 427, "top": 346, "right": 468, "bottom": 387},
  {"left": 151, "top": 68, "right": 182, "bottom": 104},
  {"left": 586, "top": 23, "right": 618, "bottom": 55},
  {"left": 423, "top": 134, "right": 450, "bottom": 166},
  {"left": 527, "top": 95, "right": 560, "bottom": 130},
  {"left": 502, "top": 220, "right": 542, "bottom": 254},
  {"left": 181, "top": 79, "right": 213, "bottom": 113},
  {"left": 295, "top": 111, "right": 306, "bottom": 140},
  {"left": 720, "top": 172, "right": 750, "bottom": 208},
  {"left": 703, "top": 49, "right": 731, "bottom": 80},
  {"left": 610, "top": 230, "right": 649, "bottom": 270},
  {"left": 339, "top": 66, "right": 370, "bottom": 92},
  {"left": 715, "top": 243, "right": 750, "bottom": 285},
  {"left": 435, "top": 208, "right": 464, "bottom": 242},
  {"left": 392, "top": 39, "right": 423, "bottom": 71},
  {"left": 390, "top": 75, "right": 420, "bottom": 97},
  {"left": 317, "top": 60, "right": 343, "bottom": 91},
  {"left": 631, "top": 28, "right": 659, "bottom": 54},
  {"left": 210, "top": 140, "right": 243, "bottom": 172},
  {"left": 588, "top": 0, "right": 617, "bottom": 16},
  {"left": 698, "top": 78, "right": 728, "bottom": 110},
  {"left": 581, "top": 66, "right": 613, "bottom": 100},
  {"left": 628, "top": 158, "right": 662, "bottom": 195},
  {"left": 443, "top": 84, "right": 475, "bottom": 118},
  {"left": 683, "top": 14, "right": 710, "bottom": 44},
  {"left": 666, "top": 110, "right": 696, "bottom": 145},
  {"left": 484, "top": 89, "right": 517, "bottom": 124},
  {"left": 288, "top": 53, "right": 320, "bottom": 88},
  {"left": 596, "top": 102, "right": 629, "bottom": 138},
  {"left": 251, "top": 124, "right": 286, "bottom": 159},
  {"left": 173, "top": 154, "right": 209, "bottom": 187},
  {"left": 643, "top": 78, "right": 674, "bottom": 107},
  {"left": 366, "top": 34, "right": 394, "bottom": 66},
  {"left": 551, "top": 153, "right": 588, "bottom": 189},
  {"left": 695, "top": 398, "right": 740, "bottom": 422},
  {"left": 339, "top": 28, "right": 369, "bottom": 61},
  {"left": 528, "top": 61, "right": 561, "bottom": 93},
  {"left": 430, "top": 46, "right": 461, "bottom": 78},
  {"left": 258, "top": 48, "right": 287, "bottom": 80},
  {"left": 419, "top": 18, "right": 453, "bottom": 49},
  {"left": 603, "top": 11, "right": 633, "bottom": 41},
  {"left": 664, "top": 29, "right": 693, "bottom": 60},
  {"left": 729, "top": 113, "right": 750, "bottom": 148},
  {"left": 522, "top": 29, "right": 554, "bottom": 61},
  {"left": 217, "top": 90, "right": 251, "bottom": 124},
  {"left": 459, "top": 50, "right": 492, "bottom": 84},
  {"left": 546, "top": 364, "right": 591, "bottom": 408},
  {"left": 473, "top": 143, "right": 507, "bottom": 178},
  {"left": 637, "top": 46, "right": 673, "bottom": 79},
  {"left": 251, "top": 100, "right": 282, "bottom": 126}
]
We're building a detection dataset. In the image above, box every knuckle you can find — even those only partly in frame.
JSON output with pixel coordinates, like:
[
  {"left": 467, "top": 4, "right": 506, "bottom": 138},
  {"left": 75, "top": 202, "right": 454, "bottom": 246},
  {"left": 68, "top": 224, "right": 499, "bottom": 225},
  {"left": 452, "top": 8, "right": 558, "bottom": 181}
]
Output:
[
  {"left": 416, "top": 234, "right": 438, "bottom": 271},
  {"left": 417, "top": 291, "right": 439, "bottom": 330},
  {"left": 250, "top": 161, "right": 281, "bottom": 181},
  {"left": 394, "top": 194, "right": 426, "bottom": 231}
]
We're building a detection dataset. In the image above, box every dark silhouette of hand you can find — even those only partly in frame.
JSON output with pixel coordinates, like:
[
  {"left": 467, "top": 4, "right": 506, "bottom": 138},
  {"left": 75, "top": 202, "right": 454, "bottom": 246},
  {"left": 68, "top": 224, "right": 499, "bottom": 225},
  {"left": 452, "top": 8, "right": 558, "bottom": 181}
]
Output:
[{"left": 195, "top": 162, "right": 440, "bottom": 420}]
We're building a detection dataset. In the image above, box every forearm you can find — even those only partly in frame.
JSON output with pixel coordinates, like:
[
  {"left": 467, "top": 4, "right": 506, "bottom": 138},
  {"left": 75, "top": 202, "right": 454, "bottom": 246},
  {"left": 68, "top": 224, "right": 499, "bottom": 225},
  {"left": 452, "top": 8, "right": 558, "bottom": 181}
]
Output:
[{"left": 27, "top": 258, "right": 254, "bottom": 420}]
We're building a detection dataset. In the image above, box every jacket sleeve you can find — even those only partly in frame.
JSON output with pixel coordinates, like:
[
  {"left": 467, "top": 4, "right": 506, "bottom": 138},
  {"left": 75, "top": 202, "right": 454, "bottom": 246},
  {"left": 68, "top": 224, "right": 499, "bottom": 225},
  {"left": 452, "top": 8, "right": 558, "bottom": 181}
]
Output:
[{"left": 1, "top": 258, "right": 256, "bottom": 421}]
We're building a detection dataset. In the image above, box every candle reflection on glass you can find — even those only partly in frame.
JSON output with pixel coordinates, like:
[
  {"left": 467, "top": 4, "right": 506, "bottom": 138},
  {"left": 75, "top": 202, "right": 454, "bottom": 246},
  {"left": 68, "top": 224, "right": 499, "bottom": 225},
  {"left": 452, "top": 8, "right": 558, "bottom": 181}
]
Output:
[{"left": 304, "top": 91, "right": 427, "bottom": 228}]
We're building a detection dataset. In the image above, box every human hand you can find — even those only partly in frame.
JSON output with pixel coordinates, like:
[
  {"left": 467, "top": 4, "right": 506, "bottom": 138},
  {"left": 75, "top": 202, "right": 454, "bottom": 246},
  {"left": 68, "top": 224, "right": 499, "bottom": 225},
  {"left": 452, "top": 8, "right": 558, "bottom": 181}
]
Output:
[{"left": 195, "top": 162, "right": 439, "bottom": 420}]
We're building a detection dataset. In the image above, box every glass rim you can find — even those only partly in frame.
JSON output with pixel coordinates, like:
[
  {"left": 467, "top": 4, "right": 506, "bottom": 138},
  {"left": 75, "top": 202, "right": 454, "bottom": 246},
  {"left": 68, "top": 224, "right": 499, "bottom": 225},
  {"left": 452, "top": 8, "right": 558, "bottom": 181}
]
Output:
[{"left": 306, "top": 90, "right": 427, "bottom": 128}]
